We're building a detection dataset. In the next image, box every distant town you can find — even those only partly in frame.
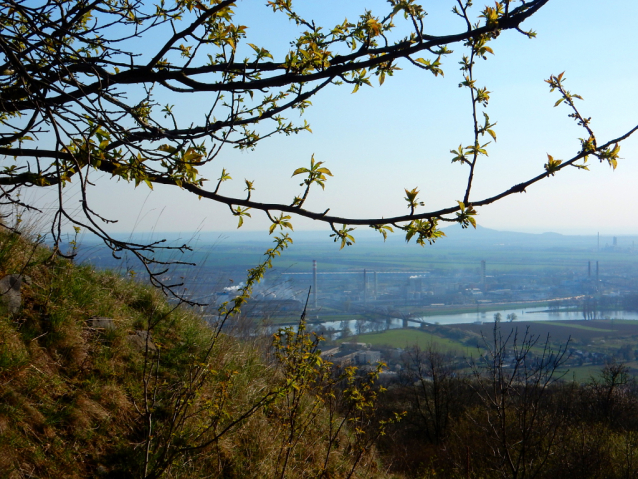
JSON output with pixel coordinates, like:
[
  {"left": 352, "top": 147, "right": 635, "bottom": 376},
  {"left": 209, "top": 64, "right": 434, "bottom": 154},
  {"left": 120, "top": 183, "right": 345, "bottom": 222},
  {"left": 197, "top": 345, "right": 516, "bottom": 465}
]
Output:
[{"left": 78, "top": 226, "right": 638, "bottom": 326}]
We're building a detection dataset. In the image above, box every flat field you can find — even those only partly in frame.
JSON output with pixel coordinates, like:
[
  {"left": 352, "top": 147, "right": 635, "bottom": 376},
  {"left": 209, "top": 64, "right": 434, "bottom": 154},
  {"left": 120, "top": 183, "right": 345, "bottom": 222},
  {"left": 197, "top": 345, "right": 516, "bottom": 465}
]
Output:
[
  {"left": 455, "top": 319, "right": 638, "bottom": 343},
  {"left": 348, "top": 319, "right": 638, "bottom": 379},
  {"left": 343, "top": 328, "right": 468, "bottom": 354}
]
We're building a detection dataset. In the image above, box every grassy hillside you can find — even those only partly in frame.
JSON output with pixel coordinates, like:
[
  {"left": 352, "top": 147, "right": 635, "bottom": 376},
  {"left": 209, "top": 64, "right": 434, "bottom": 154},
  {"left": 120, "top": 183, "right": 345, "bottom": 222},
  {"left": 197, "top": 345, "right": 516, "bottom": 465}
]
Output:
[{"left": 0, "top": 230, "right": 390, "bottom": 479}]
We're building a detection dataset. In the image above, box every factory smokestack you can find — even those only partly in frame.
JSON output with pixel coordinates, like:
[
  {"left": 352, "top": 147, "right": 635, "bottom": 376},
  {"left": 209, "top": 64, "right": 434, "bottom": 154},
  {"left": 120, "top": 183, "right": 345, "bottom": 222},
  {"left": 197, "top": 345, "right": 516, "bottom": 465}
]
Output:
[
  {"left": 313, "top": 260, "right": 317, "bottom": 309},
  {"left": 481, "top": 260, "right": 486, "bottom": 291},
  {"left": 363, "top": 269, "right": 367, "bottom": 304},
  {"left": 374, "top": 271, "right": 378, "bottom": 299}
]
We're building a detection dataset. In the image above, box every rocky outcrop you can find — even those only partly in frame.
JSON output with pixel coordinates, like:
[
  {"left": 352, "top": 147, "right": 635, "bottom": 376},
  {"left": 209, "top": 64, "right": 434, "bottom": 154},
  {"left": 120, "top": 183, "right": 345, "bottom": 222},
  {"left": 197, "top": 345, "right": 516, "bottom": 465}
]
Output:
[
  {"left": 0, "top": 274, "right": 30, "bottom": 315},
  {"left": 127, "top": 330, "right": 157, "bottom": 352},
  {"left": 86, "top": 317, "right": 117, "bottom": 330}
]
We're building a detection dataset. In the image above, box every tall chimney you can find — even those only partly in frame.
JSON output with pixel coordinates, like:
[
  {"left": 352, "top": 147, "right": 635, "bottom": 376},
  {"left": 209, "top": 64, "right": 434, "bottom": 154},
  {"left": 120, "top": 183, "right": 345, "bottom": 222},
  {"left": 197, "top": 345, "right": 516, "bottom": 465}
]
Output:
[
  {"left": 598, "top": 232, "right": 600, "bottom": 252},
  {"left": 363, "top": 269, "right": 367, "bottom": 304},
  {"left": 374, "top": 271, "right": 378, "bottom": 299},
  {"left": 481, "top": 260, "right": 486, "bottom": 291},
  {"left": 313, "top": 260, "right": 317, "bottom": 309}
]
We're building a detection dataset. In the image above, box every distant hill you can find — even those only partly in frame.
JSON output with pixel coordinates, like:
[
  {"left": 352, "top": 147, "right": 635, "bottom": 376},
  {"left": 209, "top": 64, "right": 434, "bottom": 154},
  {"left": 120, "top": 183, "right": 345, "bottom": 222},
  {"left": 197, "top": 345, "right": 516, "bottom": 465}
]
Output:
[{"left": 79, "top": 225, "right": 638, "bottom": 251}]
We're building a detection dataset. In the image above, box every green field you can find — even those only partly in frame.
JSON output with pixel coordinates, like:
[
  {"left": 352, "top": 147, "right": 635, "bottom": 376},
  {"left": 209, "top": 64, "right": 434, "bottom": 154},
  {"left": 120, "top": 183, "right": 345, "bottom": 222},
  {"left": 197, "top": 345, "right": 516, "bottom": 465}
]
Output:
[
  {"left": 345, "top": 328, "right": 468, "bottom": 353},
  {"left": 343, "top": 320, "right": 638, "bottom": 380},
  {"left": 558, "top": 365, "right": 604, "bottom": 382},
  {"left": 539, "top": 321, "right": 614, "bottom": 333}
]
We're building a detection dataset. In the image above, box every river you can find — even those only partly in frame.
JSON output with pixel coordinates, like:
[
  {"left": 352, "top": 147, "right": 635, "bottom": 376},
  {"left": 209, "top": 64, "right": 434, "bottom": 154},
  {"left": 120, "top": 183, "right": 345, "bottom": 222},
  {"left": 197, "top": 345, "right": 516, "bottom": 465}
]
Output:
[{"left": 311, "top": 306, "right": 638, "bottom": 336}]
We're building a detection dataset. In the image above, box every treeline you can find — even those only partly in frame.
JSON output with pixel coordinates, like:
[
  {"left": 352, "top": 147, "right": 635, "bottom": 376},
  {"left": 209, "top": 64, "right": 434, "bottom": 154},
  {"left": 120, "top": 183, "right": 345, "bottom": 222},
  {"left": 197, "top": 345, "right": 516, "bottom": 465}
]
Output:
[{"left": 371, "top": 325, "right": 638, "bottom": 479}]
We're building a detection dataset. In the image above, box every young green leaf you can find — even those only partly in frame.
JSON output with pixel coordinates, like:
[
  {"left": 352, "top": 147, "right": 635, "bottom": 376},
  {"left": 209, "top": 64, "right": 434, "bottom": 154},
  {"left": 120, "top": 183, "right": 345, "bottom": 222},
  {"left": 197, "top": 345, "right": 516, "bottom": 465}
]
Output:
[{"left": 544, "top": 154, "right": 562, "bottom": 176}]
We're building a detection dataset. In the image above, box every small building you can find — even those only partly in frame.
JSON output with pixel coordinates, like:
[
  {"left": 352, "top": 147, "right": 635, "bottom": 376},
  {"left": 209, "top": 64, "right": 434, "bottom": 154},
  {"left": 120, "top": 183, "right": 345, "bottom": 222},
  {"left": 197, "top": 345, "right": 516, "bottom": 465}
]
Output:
[{"left": 355, "top": 350, "right": 381, "bottom": 365}]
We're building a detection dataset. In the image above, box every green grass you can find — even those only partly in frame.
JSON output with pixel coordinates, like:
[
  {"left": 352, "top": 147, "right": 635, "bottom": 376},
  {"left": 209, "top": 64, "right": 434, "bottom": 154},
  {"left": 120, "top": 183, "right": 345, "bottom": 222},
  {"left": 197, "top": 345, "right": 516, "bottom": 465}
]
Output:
[
  {"left": 560, "top": 364, "right": 605, "bottom": 382},
  {"left": 539, "top": 321, "right": 614, "bottom": 332},
  {"left": 346, "top": 328, "right": 468, "bottom": 353}
]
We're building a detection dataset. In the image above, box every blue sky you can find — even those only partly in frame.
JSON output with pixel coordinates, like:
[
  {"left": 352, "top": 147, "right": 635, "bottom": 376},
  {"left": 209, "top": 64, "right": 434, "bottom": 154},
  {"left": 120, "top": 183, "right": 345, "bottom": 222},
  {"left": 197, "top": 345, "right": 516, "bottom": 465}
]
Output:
[{"left": 24, "top": 0, "right": 638, "bottom": 237}]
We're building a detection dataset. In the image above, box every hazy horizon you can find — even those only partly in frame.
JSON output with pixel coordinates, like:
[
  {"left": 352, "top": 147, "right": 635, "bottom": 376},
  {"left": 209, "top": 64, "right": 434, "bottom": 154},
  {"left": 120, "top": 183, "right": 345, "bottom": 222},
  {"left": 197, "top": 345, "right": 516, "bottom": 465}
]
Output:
[{"left": 85, "top": 225, "right": 638, "bottom": 239}]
